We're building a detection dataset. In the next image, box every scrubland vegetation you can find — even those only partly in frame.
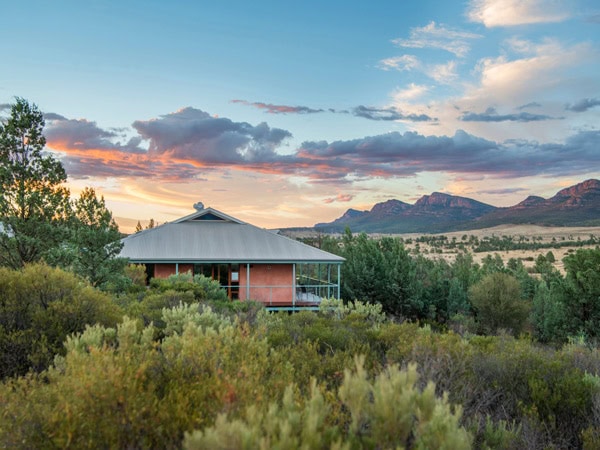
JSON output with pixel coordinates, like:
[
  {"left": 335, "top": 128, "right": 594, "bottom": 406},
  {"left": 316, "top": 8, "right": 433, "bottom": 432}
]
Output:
[
  {"left": 2, "top": 245, "right": 600, "bottom": 449},
  {"left": 3, "top": 98, "right": 600, "bottom": 448}
]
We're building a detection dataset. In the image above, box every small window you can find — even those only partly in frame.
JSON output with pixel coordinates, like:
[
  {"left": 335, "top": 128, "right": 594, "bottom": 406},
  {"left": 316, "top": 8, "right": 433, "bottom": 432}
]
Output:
[{"left": 193, "top": 212, "right": 225, "bottom": 221}]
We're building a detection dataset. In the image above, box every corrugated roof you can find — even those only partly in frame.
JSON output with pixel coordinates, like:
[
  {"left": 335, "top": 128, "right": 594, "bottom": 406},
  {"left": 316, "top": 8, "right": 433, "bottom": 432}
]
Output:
[{"left": 120, "top": 208, "right": 344, "bottom": 263}]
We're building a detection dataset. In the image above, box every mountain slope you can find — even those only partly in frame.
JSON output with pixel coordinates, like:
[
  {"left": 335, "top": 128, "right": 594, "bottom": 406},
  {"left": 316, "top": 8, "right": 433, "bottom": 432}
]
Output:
[
  {"left": 315, "top": 179, "right": 600, "bottom": 233},
  {"left": 474, "top": 179, "right": 600, "bottom": 228}
]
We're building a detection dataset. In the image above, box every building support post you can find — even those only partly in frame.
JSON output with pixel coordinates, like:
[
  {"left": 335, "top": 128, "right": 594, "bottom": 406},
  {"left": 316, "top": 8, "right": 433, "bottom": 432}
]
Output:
[
  {"left": 292, "top": 264, "right": 296, "bottom": 307},
  {"left": 337, "top": 264, "right": 341, "bottom": 300},
  {"left": 328, "top": 265, "right": 331, "bottom": 299},
  {"left": 246, "top": 263, "right": 250, "bottom": 300},
  {"left": 176, "top": 263, "right": 179, "bottom": 275}
]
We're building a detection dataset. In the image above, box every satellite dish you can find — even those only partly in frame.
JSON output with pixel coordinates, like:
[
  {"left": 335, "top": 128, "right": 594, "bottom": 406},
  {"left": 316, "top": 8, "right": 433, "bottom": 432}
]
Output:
[{"left": 193, "top": 202, "right": 205, "bottom": 211}]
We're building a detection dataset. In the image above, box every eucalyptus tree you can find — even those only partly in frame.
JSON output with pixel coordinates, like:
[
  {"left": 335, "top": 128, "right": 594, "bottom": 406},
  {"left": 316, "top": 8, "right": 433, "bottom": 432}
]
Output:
[{"left": 0, "top": 98, "right": 70, "bottom": 268}]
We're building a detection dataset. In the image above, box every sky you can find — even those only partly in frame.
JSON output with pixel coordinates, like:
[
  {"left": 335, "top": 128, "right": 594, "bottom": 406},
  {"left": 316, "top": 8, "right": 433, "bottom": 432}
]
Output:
[{"left": 1, "top": 0, "right": 599, "bottom": 232}]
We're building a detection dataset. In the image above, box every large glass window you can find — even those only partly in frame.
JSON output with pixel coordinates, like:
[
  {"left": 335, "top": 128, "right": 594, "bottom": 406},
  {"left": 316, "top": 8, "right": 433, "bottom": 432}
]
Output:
[{"left": 193, "top": 263, "right": 239, "bottom": 300}]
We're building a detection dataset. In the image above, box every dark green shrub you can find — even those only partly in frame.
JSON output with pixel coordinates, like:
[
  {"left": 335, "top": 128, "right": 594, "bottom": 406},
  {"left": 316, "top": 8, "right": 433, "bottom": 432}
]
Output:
[
  {"left": 0, "top": 263, "right": 121, "bottom": 378},
  {"left": 469, "top": 272, "right": 530, "bottom": 335}
]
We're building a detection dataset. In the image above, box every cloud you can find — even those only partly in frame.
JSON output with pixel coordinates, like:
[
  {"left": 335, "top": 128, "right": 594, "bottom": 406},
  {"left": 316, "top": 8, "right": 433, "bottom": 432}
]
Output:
[
  {"left": 297, "top": 129, "right": 600, "bottom": 180},
  {"left": 45, "top": 115, "right": 144, "bottom": 153},
  {"left": 323, "top": 194, "right": 354, "bottom": 204},
  {"left": 43, "top": 112, "right": 68, "bottom": 121},
  {"left": 565, "top": 98, "right": 600, "bottom": 112},
  {"left": 467, "top": 0, "right": 571, "bottom": 27},
  {"left": 479, "top": 187, "right": 528, "bottom": 195},
  {"left": 428, "top": 61, "right": 459, "bottom": 84},
  {"left": 46, "top": 107, "right": 292, "bottom": 181},
  {"left": 392, "top": 84, "right": 430, "bottom": 102},
  {"left": 351, "top": 106, "right": 435, "bottom": 122},
  {"left": 45, "top": 107, "right": 600, "bottom": 185},
  {"left": 460, "top": 107, "right": 557, "bottom": 122},
  {"left": 464, "top": 39, "right": 593, "bottom": 107},
  {"left": 377, "top": 55, "right": 421, "bottom": 71},
  {"left": 0, "top": 103, "right": 11, "bottom": 112},
  {"left": 231, "top": 99, "right": 324, "bottom": 114},
  {"left": 132, "top": 107, "right": 292, "bottom": 165},
  {"left": 517, "top": 102, "right": 542, "bottom": 110},
  {"left": 377, "top": 54, "right": 459, "bottom": 85},
  {"left": 392, "top": 21, "right": 482, "bottom": 58}
]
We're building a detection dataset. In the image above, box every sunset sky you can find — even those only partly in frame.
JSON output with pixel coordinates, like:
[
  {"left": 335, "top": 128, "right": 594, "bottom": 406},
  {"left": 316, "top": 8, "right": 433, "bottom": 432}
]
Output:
[{"left": 1, "top": 0, "right": 599, "bottom": 232}]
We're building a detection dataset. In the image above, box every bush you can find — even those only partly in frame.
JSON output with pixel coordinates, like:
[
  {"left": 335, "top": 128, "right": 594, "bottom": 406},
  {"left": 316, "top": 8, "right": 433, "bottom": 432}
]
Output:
[
  {"left": 469, "top": 272, "right": 530, "bottom": 335},
  {"left": 149, "top": 273, "right": 228, "bottom": 301},
  {"left": 184, "top": 357, "right": 472, "bottom": 450},
  {"left": 0, "top": 308, "right": 294, "bottom": 448},
  {"left": 0, "top": 263, "right": 121, "bottom": 378}
]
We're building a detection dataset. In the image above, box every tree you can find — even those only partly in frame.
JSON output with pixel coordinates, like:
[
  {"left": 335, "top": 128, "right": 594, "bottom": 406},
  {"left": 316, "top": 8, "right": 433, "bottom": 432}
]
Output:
[
  {"left": 339, "top": 231, "right": 419, "bottom": 318},
  {"left": 0, "top": 98, "right": 70, "bottom": 268},
  {"left": 562, "top": 248, "right": 600, "bottom": 339},
  {"left": 53, "top": 187, "right": 127, "bottom": 289},
  {"left": 469, "top": 272, "right": 529, "bottom": 335}
]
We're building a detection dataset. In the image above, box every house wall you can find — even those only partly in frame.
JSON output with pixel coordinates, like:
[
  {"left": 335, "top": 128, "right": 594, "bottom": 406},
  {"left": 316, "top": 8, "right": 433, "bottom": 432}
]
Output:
[
  {"left": 239, "top": 264, "right": 294, "bottom": 305},
  {"left": 151, "top": 262, "right": 295, "bottom": 305}
]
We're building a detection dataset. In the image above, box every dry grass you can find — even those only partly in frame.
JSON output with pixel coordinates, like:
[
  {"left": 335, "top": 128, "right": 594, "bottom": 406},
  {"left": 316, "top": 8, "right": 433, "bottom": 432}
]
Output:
[{"left": 397, "top": 225, "right": 600, "bottom": 273}]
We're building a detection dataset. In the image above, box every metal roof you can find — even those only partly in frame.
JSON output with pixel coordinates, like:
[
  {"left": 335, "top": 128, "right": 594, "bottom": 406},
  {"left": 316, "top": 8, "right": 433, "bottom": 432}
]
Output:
[{"left": 120, "top": 208, "right": 344, "bottom": 264}]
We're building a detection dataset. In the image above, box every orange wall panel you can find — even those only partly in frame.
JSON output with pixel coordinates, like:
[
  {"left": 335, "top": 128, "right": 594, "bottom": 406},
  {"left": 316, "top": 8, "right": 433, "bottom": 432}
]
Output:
[
  {"left": 154, "top": 264, "right": 177, "bottom": 278},
  {"left": 239, "top": 264, "right": 294, "bottom": 304}
]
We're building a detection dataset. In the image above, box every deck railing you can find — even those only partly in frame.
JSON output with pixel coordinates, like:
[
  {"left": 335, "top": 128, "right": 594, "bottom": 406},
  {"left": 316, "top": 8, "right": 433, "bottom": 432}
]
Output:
[{"left": 219, "top": 282, "right": 338, "bottom": 306}]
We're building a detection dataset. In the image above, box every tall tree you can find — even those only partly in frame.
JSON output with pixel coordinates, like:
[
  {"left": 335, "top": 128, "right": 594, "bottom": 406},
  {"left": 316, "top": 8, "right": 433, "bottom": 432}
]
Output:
[
  {"left": 55, "top": 187, "right": 127, "bottom": 288},
  {"left": 562, "top": 248, "right": 600, "bottom": 339},
  {"left": 0, "top": 98, "right": 70, "bottom": 268}
]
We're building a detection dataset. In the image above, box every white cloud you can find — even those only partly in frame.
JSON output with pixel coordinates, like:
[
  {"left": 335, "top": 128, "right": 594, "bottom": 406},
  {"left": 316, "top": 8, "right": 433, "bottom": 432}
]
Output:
[
  {"left": 392, "top": 83, "right": 430, "bottom": 102},
  {"left": 392, "top": 21, "right": 482, "bottom": 58},
  {"left": 467, "top": 0, "right": 571, "bottom": 27},
  {"left": 470, "top": 39, "right": 592, "bottom": 103},
  {"left": 378, "top": 55, "right": 421, "bottom": 71},
  {"left": 428, "top": 61, "right": 459, "bottom": 84},
  {"left": 388, "top": 38, "right": 597, "bottom": 143}
]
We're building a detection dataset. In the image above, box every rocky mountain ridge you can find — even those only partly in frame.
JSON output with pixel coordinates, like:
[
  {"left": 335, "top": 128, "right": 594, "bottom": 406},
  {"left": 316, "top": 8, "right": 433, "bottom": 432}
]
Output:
[{"left": 314, "top": 179, "right": 600, "bottom": 233}]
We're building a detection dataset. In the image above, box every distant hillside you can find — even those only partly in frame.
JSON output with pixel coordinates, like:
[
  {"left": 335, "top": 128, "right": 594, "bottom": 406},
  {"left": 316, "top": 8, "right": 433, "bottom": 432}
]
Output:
[{"left": 314, "top": 179, "right": 600, "bottom": 233}]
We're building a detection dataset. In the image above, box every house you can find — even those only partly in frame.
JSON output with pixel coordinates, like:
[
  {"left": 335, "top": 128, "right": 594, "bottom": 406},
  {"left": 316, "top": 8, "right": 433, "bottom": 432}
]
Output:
[{"left": 119, "top": 207, "right": 344, "bottom": 310}]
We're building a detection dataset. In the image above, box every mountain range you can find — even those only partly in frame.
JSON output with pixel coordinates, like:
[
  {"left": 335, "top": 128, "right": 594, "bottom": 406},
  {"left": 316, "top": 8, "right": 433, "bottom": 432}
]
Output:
[{"left": 314, "top": 179, "right": 600, "bottom": 234}]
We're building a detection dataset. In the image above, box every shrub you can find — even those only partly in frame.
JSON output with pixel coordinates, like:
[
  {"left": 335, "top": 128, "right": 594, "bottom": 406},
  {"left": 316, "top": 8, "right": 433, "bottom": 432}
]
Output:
[
  {"left": 0, "top": 263, "right": 121, "bottom": 378},
  {"left": 0, "top": 308, "right": 293, "bottom": 448},
  {"left": 469, "top": 272, "right": 530, "bottom": 335},
  {"left": 184, "top": 357, "right": 472, "bottom": 450},
  {"left": 150, "top": 273, "right": 228, "bottom": 302}
]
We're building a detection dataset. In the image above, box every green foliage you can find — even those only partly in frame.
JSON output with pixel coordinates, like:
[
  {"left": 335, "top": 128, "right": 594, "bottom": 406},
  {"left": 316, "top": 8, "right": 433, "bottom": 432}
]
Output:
[
  {"left": 0, "top": 263, "right": 121, "bottom": 378},
  {"left": 124, "top": 263, "right": 148, "bottom": 290},
  {"left": 149, "top": 272, "right": 228, "bottom": 302},
  {"left": 184, "top": 358, "right": 472, "bottom": 450},
  {"left": 562, "top": 248, "right": 600, "bottom": 339},
  {"left": 2, "top": 300, "right": 600, "bottom": 449},
  {"left": 0, "top": 98, "right": 71, "bottom": 268},
  {"left": 469, "top": 272, "right": 530, "bottom": 335},
  {"left": 339, "top": 232, "right": 421, "bottom": 318},
  {"left": 0, "top": 309, "right": 294, "bottom": 449},
  {"left": 531, "top": 280, "right": 569, "bottom": 343},
  {"left": 48, "top": 187, "right": 128, "bottom": 290}
]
